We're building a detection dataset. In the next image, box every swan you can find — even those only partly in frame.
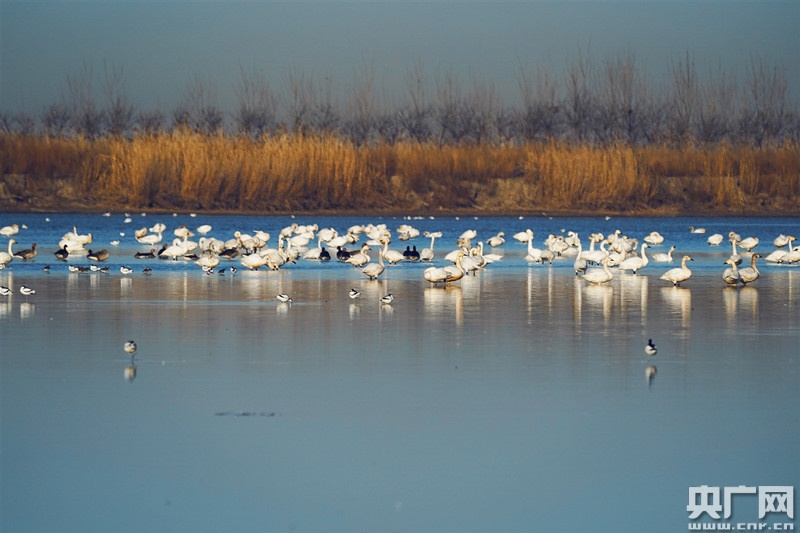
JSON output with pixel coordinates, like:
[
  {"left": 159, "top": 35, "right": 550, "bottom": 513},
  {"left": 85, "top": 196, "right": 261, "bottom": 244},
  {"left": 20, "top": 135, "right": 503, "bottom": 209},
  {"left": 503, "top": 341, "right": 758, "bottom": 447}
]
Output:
[
  {"left": 362, "top": 248, "right": 386, "bottom": 280},
  {"left": 619, "top": 243, "right": 649, "bottom": 274},
  {"left": 160, "top": 239, "right": 188, "bottom": 260},
  {"left": 645, "top": 339, "right": 657, "bottom": 356},
  {"left": 346, "top": 244, "right": 372, "bottom": 267},
  {"left": 303, "top": 238, "right": 326, "bottom": 260},
  {"left": 419, "top": 231, "right": 442, "bottom": 261},
  {"left": 196, "top": 251, "right": 220, "bottom": 270},
  {"left": 581, "top": 256, "right": 614, "bottom": 285},
  {"left": 63, "top": 226, "right": 93, "bottom": 245},
  {"left": 241, "top": 252, "right": 268, "bottom": 270},
  {"left": 764, "top": 236, "right": 794, "bottom": 263},
  {"left": 573, "top": 239, "right": 587, "bottom": 276},
  {"left": 524, "top": 233, "right": 543, "bottom": 263},
  {"left": 660, "top": 255, "right": 694, "bottom": 286},
  {"left": 651, "top": 245, "right": 676, "bottom": 263},
  {"left": 707, "top": 233, "right": 724, "bottom": 246},
  {"left": 174, "top": 225, "right": 194, "bottom": 240},
  {"left": 689, "top": 226, "right": 706, "bottom": 234},
  {"left": 487, "top": 232, "right": 506, "bottom": 247},
  {"left": 644, "top": 231, "right": 664, "bottom": 246},
  {"left": 738, "top": 236, "right": 759, "bottom": 252},
  {"left": 426, "top": 252, "right": 467, "bottom": 286},
  {"left": 137, "top": 229, "right": 163, "bottom": 245},
  {"left": 728, "top": 237, "right": 742, "bottom": 265},
  {"left": 582, "top": 237, "right": 609, "bottom": 265},
  {"left": 381, "top": 239, "right": 406, "bottom": 265},
  {"left": 738, "top": 253, "right": 761, "bottom": 285},
  {"left": 13, "top": 243, "right": 37, "bottom": 260},
  {"left": 196, "top": 224, "right": 212, "bottom": 235},
  {"left": 0, "top": 223, "right": 20, "bottom": 237},
  {"left": 513, "top": 229, "right": 533, "bottom": 243},
  {"left": 722, "top": 258, "right": 741, "bottom": 286},
  {"left": 773, "top": 234, "right": 791, "bottom": 248},
  {"left": 0, "top": 238, "right": 16, "bottom": 266}
]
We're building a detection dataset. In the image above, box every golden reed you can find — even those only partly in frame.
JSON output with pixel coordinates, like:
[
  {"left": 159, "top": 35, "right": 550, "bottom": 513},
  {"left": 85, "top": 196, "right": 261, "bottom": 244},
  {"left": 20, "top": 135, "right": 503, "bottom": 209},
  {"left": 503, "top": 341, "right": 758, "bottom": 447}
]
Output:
[{"left": 1, "top": 131, "right": 798, "bottom": 213}]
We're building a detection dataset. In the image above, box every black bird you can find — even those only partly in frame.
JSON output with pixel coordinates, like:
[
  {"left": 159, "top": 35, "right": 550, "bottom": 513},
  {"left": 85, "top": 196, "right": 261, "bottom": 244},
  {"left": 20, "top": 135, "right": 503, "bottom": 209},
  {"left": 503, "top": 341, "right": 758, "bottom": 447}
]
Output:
[{"left": 319, "top": 246, "right": 331, "bottom": 261}]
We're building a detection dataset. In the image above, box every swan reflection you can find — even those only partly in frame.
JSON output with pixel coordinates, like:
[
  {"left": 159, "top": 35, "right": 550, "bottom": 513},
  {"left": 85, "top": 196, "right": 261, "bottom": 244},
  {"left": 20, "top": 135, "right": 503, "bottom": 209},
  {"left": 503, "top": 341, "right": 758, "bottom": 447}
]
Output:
[
  {"left": 424, "top": 285, "right": 463, "bottom": 327},
  {"left": 660, "top": 286, "right": 691, "bottom": 329},
  {"left": 738, "top": 286, "right": 759, "bottom": 320}
]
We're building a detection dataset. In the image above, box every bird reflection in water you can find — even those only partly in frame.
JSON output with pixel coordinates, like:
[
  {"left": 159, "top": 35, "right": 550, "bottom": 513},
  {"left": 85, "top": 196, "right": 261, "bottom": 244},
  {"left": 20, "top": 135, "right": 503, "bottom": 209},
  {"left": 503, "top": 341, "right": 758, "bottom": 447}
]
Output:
[
  {"left": 424, "top": 285, "right": 463, "bottom": 327},
  {"left": 660, "top": 286, "right": 692, "bottom": 330},
  {"left": 124, "top": 340, "right": 137, "bottom": 382},
  {"left": 20, "top": 302, "right": 35, "bottom": 319},
  {"left": 646, "top": 365, "right": 657, "bottom": 388}
]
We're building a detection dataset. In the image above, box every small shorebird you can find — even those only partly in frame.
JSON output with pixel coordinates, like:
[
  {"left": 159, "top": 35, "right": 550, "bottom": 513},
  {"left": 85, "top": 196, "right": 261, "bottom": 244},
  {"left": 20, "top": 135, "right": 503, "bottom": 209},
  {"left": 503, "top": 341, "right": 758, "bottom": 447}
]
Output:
[
  {"left": 120, "top": 266, "right": 133, "bottom": 275},
  {"left": 124, "top": 340, "right": 137, "bottom": 354},
  {"left": 19, "top": 285, "right": 36, "bottom": 298},
  {"left": 0, "top": 285, "right": 11, "bottom": 296},
  {"left": 380, "top": 293, "right": 394, "bottom": 305},
  {"left": 348, "top": 288, "right": 361, "bottom": 300},
  {"left": 276, "top": 293, "right": 292, "bottom": 304}
]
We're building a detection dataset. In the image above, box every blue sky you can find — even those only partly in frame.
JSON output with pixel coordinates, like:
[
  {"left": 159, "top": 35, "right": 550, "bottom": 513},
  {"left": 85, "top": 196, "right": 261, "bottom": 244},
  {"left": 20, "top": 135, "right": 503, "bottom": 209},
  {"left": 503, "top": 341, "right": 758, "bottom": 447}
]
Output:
[{"left": 2, "top": 1, "right": 798, "bottom": 117}]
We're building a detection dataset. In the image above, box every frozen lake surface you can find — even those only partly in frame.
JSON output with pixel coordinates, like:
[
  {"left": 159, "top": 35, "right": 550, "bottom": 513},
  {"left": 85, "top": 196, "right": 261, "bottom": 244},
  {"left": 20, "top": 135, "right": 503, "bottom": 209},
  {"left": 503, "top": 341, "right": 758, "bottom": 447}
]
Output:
[{"left": 1, "top": 213, "right": 798, "bottom": 532}]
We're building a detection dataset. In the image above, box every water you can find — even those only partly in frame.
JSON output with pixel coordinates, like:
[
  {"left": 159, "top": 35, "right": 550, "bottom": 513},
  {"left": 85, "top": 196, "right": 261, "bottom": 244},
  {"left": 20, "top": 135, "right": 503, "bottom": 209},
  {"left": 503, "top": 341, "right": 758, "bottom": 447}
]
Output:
[{"left": 1, "top": 212, "right": 799, "bottom": 532}]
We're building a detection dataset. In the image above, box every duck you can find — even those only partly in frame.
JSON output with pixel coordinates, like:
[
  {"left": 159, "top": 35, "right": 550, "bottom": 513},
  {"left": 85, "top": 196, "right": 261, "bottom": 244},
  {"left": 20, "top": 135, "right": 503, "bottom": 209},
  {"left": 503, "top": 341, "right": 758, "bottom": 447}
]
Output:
[
  {"left": 645, "top": 339, "right": 657, "bottom": 356},
  {"left": 660, "top": 255, "right": 694, "bottom": 286},
  {"left": 738, "top": 253, "right": 761, "bottom": 285},
  {"left": 52, "top": 244, "right": 70, "bottom": 261},
  {"left": 87, "top": 249, "right": 110, "bottom": 262},
  {"left": 13, "top": 243, "right": 37, "bottom": 260},
  {"left": 135, "top": 248, "right": 157, "bottom": 259},
  {"left": 319, "top": 246, "right": 331, "bottom": 261}
]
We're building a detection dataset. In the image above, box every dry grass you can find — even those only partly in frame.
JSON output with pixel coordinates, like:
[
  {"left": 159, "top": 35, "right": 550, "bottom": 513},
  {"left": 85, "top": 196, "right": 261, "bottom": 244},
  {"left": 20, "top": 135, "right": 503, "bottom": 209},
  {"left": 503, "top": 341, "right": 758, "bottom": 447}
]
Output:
[{"left": 1, "top": 131, "right": 798, "bottom": 213}]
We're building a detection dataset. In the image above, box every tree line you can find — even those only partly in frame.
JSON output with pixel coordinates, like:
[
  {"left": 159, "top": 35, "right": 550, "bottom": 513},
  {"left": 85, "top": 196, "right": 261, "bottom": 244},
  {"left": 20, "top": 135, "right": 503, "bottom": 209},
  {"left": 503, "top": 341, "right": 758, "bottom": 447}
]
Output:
[{"left": 1, "top": 52, "right": 797, "bottom": 148}]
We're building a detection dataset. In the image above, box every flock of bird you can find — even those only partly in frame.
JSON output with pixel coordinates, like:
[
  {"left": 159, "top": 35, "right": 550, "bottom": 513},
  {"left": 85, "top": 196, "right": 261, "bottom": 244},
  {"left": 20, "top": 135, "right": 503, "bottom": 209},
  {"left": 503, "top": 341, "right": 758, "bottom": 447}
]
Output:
[{"left": 1, "top": 218, "right": 798, "bottom": 305}]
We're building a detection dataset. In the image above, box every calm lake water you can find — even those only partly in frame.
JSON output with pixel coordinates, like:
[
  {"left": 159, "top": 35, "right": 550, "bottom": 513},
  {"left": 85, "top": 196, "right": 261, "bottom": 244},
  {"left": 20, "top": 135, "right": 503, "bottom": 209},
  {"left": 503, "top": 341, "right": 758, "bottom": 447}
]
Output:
[{"left": 1, "top": 213, "right": 798, "bottom": 532}]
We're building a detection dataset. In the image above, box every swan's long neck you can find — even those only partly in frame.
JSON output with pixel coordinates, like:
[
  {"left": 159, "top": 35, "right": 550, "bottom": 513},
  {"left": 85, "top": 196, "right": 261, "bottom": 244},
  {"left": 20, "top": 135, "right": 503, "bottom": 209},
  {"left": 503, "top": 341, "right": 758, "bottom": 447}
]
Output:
[
  {"left": 731, "top": 239, "right": 738, "bottom": 254},
  {"left": 6, "top": 241, "right": 12, "bottom": 255},
  {"left": 750, "top": 254, "right": 759, "bottom": 272},
  {"left": 429, "top": 235, "right": 435, "bottom": 249}
]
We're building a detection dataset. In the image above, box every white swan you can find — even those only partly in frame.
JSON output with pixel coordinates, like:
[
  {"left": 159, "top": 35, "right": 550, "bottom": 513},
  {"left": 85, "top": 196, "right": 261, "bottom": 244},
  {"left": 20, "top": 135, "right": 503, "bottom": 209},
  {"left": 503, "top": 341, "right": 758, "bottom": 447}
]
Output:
[
  {"left": 0, "top": 224, "right": 19, "bottom": 237},
  {"left": 573, "top": 238, "right": 587, "bottom": 276},
  {"left": 381, "top": 239, "right": 406, "bottom": 265},
  {"left": 346, "top": 244, "right": 372, "bottom": 267},
  {"left": 487, "top": 232, "right": 506, "bottom": 247},
  {"left": 362, "top": 248, "right": 385, "bottom": 280},
  {"left": 728, "top": 237, "right": 742, "bottom": 265},
  {"left": 651, "top": 245, "right": 676, "bottom": 263},
  {"left": 581, "top": 256, "right": 614, "bottom": 285},
  {"left": 619, "top": 243, "right": 649, "bottom": 274},
  {"left": 241, "top": 252, "right": 268, "bottom": 270},
  {"left": 722, "top": 258, "right": 741, "bottom": 286},
  {"left": 660, "top": 255, "right": 694, "bottom": 286},
  {"left": 644, "top": 231, "right": 664, "bottom": 246},
  {"left": 196, "top": 224, "right": 212, "bottom": 235},
  {"left": 738, "top": 253, "right": 761, "bottom": 285},
  {"left": 738, "top": 236, "right": 759, "bottom": 252},
  {"left": 707, "top": 233, "right": 724, "bottom": 246},
  {"left": 420, "top": 231, "right": 439, "bottom": 261},
  {"left": 513, "top": 229, "right": 533, "bottom": 243},
  {"left": 689, "top": 226, "right": 706, "bottom": 234},
  {"left": 0, "top": 238, "right": 15, "bottom": 266}
]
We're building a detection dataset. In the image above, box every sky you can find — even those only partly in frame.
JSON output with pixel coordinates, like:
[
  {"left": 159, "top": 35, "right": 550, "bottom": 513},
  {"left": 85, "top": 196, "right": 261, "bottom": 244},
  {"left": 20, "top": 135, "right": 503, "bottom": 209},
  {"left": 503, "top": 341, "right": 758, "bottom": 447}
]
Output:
[{"left": 1, "top": 0, "right": 798, "bottom": 119}]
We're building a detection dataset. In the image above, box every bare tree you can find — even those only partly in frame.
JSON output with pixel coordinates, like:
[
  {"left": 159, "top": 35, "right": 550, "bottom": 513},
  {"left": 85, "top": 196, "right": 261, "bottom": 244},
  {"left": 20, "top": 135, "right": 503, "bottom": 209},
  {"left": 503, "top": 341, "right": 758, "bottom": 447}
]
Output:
[
  {"left": 467, "top": 76, "right": 500, "bottom": 145},
  {"left": 103, "top": 62, "right": 135, "bottom": 137},
  {"left": 398, "top": 60, "right": 432, "bottom": 143},
  {"left": 311, "top": 75, "right": 339, "bottom": 134},
  {"left": 516, "top": 62, "right": 560, "bottom": 142},
  {"left": 41, "top": 102, "right": 72, "bottom": 136},
  {"left": 667, "top": 51, "right": 699, "bottom": 146},
  {"left": 135, "top": 109, "right": 165, "bottom": 135},
  {"left": 595, "top": 51, "right": 649, "bottom": 145},
  {"left": 740, "top": 56, "right": 790, "bottom": 146},
  {"left": 234, "top": 64, "right": 277, "bottom": 138},
  {"left": 697, "top": 64, "right": 737, "bottom": 145},
  {"left": 67, "top": 61, "right": 105, "bottom": 138},
  {"left": 284, "top": 65, "right": 315, "bottom": 134},
  {"left": 564, "top": 48, "right": 594, "bottom": 144},
  {"left": 344, "top": 60, "right": 375, "bottom": 145},
  {"left": 181, "top": 75, "right": 224, "bottom": 134}
]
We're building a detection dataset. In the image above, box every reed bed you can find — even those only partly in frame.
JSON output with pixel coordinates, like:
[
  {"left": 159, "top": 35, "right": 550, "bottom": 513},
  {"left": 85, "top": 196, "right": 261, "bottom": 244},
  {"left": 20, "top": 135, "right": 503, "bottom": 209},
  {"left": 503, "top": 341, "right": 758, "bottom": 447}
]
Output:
[{"left": 1, "top": 131, "right": 798, "bottom": 213}]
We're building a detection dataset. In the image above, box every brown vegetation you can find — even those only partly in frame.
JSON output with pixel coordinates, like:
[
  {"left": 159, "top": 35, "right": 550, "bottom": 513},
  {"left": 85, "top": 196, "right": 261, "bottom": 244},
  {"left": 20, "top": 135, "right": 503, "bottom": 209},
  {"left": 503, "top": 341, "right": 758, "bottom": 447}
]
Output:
[{"left": 1, "top": 131, "right": 798, "bottom": 215}]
